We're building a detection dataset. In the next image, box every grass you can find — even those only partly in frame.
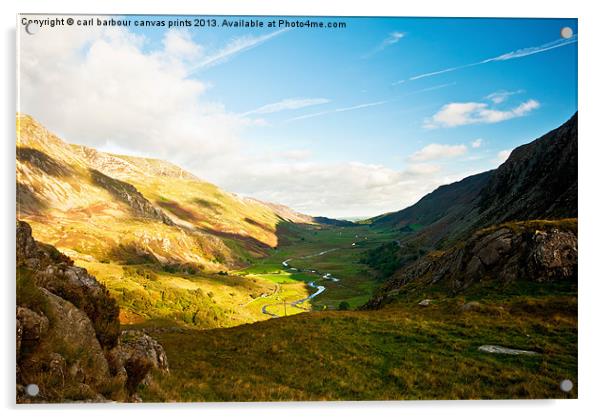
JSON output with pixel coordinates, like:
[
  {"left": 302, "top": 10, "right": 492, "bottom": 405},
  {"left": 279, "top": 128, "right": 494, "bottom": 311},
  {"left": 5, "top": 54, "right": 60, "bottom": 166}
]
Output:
[
  {"left": 139, "top": 287, "right": 577, "bottom": 401},
  {"left": 77, "top": 260, "right": 279, "bottom": 329}
]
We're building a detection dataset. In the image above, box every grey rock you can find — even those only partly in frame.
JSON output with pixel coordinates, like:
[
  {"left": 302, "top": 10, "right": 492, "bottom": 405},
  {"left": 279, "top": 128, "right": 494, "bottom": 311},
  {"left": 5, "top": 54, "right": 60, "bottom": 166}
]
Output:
[
  {"left": 460, "top": 301, "right": 482, "bottom": 312},
  {"left": 478, "top": 345, "right": 538, "bottom": 355}
]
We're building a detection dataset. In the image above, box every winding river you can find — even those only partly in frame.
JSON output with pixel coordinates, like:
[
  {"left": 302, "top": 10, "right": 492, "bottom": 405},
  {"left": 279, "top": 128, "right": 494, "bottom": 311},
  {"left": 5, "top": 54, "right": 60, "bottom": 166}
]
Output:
[{"left": 261, "top": 249, "right": 337, "bottom": 318}]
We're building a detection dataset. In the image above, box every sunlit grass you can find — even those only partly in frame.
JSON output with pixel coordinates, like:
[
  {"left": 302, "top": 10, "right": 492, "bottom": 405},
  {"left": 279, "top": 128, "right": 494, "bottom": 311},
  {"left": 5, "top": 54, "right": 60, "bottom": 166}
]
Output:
[{"left": 140, "top": 289, "right": 577, "bottom": 401}]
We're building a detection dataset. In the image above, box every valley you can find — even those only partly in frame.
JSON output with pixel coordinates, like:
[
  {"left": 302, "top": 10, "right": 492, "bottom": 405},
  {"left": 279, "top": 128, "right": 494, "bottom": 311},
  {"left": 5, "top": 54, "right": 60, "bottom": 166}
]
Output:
[{"left": 16, "top": 113, "right": 578, "bottom": 402}]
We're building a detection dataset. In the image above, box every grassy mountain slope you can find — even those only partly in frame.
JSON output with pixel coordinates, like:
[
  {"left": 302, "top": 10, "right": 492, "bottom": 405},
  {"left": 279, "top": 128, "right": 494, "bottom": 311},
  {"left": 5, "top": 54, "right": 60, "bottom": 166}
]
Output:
[
  {"left": 139, "top": 288, "right": 577, "bottom": 401},
  {"left": 16, "top": 114, "right": 323, "bottom": 328}
]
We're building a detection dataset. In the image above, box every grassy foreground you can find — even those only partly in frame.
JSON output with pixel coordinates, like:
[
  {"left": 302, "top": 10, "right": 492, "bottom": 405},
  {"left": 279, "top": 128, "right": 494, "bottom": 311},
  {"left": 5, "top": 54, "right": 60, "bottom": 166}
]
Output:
[{"left": 138, "top": 282, "right": 577, "bottom": 401}]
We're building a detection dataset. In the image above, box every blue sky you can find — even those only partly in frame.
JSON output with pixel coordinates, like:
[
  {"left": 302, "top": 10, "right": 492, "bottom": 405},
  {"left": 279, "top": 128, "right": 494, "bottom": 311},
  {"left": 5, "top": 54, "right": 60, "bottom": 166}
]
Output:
[{"left": 20, "top": 16, "right": 577, "bottom": 218}]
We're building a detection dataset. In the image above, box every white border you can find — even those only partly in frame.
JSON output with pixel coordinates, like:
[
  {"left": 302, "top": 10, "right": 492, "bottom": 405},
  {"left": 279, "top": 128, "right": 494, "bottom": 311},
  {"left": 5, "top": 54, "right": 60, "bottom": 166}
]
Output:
[{"left": 2, "top": 1, "right": 601, "bottom": 417}]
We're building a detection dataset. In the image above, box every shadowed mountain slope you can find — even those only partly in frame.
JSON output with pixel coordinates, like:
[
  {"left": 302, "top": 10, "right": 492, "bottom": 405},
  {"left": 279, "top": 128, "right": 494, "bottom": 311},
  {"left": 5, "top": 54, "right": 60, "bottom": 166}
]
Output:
[{"left": 371, "top": 113, "right": 577, "bottom": 250}]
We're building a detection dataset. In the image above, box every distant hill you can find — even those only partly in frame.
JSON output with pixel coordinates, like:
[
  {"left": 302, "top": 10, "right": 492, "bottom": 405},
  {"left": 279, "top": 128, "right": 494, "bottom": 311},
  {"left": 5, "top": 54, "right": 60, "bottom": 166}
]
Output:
[{"left": 312, "top": 216, "right": 358, "bottom": 227}]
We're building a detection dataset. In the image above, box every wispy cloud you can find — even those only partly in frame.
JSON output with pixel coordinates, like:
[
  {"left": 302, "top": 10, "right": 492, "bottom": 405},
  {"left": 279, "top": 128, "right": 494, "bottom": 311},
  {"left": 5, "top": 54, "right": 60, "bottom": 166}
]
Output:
[
  {"left": 471, "top": 138, "right": 483, "bottom": 148},
  {"left": 287, "top": 83, "right": 456, "bottom": 123},
  {"left": 241, "top": 98, "right": 330, "bottom": 116},
  {"left": 395, "top": 35, "right": 577, "bottom": 83},
  {"left": 408, "top": 82, "right": 456, "bottom": 93},
  {"left": 189, "top": 29, "right": 288, "bottom": 73},
  {"left": 363, "top": 31, "right": 405, "bottom": 58},
  {"left": 286, "top": 100, "right": 389, "bottom": 122},
  {"left": 485, "top": 89, "right": 524, "bottom": 104},
  {"left": 424, "top": 99, "right": 540, "bottom": 128},
  {"left": 382, "top": 31, "right": 405, "bottom": 47}
]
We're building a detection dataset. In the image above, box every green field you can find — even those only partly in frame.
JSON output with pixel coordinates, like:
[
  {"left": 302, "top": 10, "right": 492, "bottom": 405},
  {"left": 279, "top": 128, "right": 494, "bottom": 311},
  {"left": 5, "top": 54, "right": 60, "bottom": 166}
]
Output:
[{"left": 236, "top": 224, "right": 398, "bottom": 311}]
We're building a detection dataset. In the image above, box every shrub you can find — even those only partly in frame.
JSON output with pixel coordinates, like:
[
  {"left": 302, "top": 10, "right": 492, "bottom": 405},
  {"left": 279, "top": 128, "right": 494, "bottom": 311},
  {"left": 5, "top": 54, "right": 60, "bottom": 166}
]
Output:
[{"left": 338, "top": 301, "right": 350, "bottom": 311}]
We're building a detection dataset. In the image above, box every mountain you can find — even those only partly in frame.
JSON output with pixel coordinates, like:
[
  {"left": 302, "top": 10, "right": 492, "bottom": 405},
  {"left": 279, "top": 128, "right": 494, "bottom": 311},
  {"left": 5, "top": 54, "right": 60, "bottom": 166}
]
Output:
[
  {"left": 364, "top": 113, "right": 578, "bottom": 306},
  {"left": 371, "top": 170, "right": 494, "bottom": 244},
  {"left": 371, "top": 113, "right": 577, "bottom": 249},
  {"left": 17, "top": 114, "right": 317, "bottom": 269},
  {"left": 16, "top": 114, "right": 334, "bottom": 330}
]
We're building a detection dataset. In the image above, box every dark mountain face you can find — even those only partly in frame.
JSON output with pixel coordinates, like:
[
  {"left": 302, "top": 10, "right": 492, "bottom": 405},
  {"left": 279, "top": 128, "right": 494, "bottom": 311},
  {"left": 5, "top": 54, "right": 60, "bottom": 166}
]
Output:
[
  {"left": 477, "top": 113, "right": 577, "bottom": 223},
  {"left": 371, "top": 113, "right": 577, "bottom": 250},
  {"left": 371, "top": 170, "right": 494, "bottom": 246}
]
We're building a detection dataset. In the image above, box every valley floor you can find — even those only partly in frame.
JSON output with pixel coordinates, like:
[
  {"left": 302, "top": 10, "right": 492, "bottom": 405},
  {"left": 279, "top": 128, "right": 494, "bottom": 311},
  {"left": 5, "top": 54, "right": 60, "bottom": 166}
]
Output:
[{"left": 73, "top": 224, "right": 395, "bottom": 329}]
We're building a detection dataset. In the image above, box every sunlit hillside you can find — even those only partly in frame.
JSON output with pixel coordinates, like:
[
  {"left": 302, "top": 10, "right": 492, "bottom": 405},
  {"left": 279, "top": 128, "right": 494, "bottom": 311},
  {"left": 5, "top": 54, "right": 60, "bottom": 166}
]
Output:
[{"left": 16, "top": 114, "right": 322, "bottom": 328}]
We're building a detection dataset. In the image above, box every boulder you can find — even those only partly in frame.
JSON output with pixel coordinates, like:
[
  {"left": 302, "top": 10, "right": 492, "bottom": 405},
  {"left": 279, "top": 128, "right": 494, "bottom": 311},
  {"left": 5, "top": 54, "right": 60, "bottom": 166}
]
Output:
[
  {"left": 460, "top": 301, "right": 482, "bottom": 312},
  {"left": 118, "top": 330, "right": 169, "bottom": 373},
  {"left": 530, "top": 229, "right": 578, "bottom": 281},
  {"left": 110, "top": 330, "right": 169, "bottom": 395},
  {"left": 16, "top": 307, "right": 48, "bottom": 346},
  {"left": 478, "top": 345, "right": 538, "bottom": 355}
]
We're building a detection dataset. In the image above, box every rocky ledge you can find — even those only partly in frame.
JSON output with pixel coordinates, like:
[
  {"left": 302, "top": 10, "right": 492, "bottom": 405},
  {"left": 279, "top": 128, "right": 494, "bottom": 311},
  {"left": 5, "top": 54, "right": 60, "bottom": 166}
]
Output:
[
  {"left": 365, "top": 219, "right": 577, "bottom": 309},
  {"left": 16, "top": 220, "right": 169, "bottom": 403}
]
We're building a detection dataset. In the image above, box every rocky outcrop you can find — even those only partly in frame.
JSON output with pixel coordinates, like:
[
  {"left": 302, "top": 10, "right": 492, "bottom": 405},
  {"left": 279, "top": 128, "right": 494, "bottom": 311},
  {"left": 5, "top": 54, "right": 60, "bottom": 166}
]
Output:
[
  {"left": 89, "top": 169, "right": 174, "bottom": 226},
  {"left": 16, "top": 220, "right": 169, "bottom": 403},
  {"left": 17, "top": 220, "right": 120, "bottom": 349},
  {"left": 365, "top": 219, "right": 577, "bottom": 309}
]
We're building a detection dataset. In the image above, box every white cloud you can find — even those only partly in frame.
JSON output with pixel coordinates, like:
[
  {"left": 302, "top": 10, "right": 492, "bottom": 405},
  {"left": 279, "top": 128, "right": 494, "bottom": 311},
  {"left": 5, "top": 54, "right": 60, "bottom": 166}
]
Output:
[
  {"left": 241, "top": 98, "right": 330, "bottom": 116},
  {"left": 279, "top": 149, "right": 313, "bottom": 161},
  {"left": 218, "top": 159, "right": 465, "bottom": 219},
  {"left": 409, "top": 144, "right": 468, "bottom": 162},
  {"left": 486, "top": 37, "right": 577, "bottom": 62},
  {"left": 471, "top": 138, "right": 483, "bottom": 148},
  {"left": 162, "top": 29, "right": 202, "bottom": 60},
  {"left": 496, "top": 149, "right": 512, "bottom": 164},
  {"left": 424, "top": 99, "right": 540, "bottom": 128},
  {"left": 485, "top": 90, "right": 524, "bottom": 104},
  {"left": 406, "top": 35, "right": 577, "bottom": 82},
  {"left": 405, "top": 163, "right": 441, "bottom": 175},
  {"left": 19, "top": 24, "right": 267, "bottom": 170}
]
